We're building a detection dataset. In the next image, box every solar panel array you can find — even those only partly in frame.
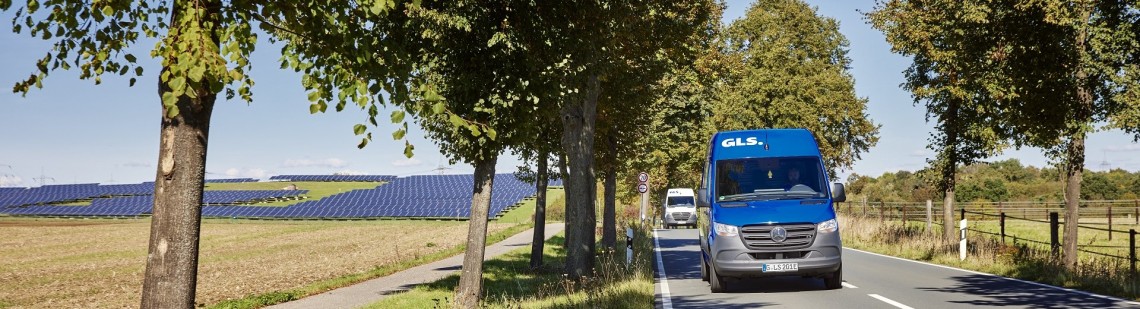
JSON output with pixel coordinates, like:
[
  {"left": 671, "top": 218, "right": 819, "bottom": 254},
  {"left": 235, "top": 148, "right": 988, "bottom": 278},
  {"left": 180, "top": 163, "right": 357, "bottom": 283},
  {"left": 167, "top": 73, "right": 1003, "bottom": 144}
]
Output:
[
  {"left": 268, "top": 175, "right": 397, "bottom": 182},
  {"left": 205, "top": 178, "right": 259, "bottom": 183},
  {"left": 1, "top": 173, "right": 541, "bottom": 219}
]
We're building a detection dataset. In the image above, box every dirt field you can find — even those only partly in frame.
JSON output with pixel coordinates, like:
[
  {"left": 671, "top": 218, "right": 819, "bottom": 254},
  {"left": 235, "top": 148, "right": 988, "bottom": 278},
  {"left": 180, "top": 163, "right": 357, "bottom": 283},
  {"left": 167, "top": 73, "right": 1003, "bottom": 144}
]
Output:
[{"left": 0, "top": 218, "right": 513, "bottom": 308}]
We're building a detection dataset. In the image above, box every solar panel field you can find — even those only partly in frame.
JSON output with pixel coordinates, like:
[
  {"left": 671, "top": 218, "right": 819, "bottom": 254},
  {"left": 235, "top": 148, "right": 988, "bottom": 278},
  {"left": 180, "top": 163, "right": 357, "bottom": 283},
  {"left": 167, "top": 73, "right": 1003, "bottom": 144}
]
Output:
[{"left": 0, "top": 181, "right": 568, "bottom": 308}]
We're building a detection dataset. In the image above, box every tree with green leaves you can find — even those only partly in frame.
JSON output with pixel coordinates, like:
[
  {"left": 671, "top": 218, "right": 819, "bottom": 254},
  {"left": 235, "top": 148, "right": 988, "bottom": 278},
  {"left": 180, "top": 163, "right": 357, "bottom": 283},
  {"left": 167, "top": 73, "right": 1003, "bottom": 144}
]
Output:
[
  {"left": 868, "top": 0, "right": 1140, "bottom": 270},
  {"left": 714, "top": 0, "right": 879, "bottom": 178},
  {"left": 3, "top": 1, "right": 422, "bottom": 306},
  {"left": 867, "top": 0, "right": 1008, "bottom": 243}
]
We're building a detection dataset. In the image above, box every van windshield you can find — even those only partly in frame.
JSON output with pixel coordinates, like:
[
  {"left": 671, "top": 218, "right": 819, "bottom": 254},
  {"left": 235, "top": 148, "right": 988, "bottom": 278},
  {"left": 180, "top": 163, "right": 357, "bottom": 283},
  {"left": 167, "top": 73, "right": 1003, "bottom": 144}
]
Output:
[
  {"left": 667, "top": 196, "right": 695, "bottom": 207},
  {"left": 715, "top": 157, "right": 827, "bottom": 202}
]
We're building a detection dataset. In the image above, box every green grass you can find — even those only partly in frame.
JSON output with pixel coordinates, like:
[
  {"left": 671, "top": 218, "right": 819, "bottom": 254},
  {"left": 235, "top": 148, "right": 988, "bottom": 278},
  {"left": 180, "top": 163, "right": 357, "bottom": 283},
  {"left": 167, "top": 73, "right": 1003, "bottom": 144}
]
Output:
[
  {"left": 207, "top": 222, "right": 533, "bottom": 309},
  {"left": 496, "top": 189, "right": 566, "bottom": 224},
  {"left": 365, "top": 222, "right": 655, "bottom": 308},
  {"left": 968, "top": 219, "right": 1139, "bottom": 259},
  {"left": 203, "top": 181, "right": 382, "bottom": 206},
  {"left": 840, "top": 215, "right": 1140, "bottom": 301}
]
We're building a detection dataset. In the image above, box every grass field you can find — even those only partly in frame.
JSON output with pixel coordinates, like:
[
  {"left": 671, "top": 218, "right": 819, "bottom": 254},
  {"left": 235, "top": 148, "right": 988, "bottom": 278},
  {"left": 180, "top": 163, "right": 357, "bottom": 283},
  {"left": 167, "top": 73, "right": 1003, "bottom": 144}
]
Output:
[
  {"left": 0, "top": 218, "right": 517, "bottom": 308},
  {"left": 496, "top": 189, "right": 566, "bottom": 224},
  {"left": 365, "top": 222, "right": 655, "bottom": 308}
]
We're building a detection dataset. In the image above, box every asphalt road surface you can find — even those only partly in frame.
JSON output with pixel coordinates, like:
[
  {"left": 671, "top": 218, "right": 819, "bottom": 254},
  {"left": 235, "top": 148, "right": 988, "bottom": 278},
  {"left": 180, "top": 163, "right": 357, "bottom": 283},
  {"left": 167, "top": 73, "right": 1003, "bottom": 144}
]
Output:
[{"left": 653, "top": 228, "right": 1140, "bottom": 308}]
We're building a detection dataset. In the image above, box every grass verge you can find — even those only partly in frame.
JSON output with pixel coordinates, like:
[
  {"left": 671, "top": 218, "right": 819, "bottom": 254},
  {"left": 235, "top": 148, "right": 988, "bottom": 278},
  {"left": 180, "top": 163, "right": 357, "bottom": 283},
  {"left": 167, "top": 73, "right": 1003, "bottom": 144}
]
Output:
[
  {"left": 840, "top": 214, "right": 1140, "bottom": 301},
  {"left": 207, "top": 223, "right": 532, "bottom": 309},
  {"left": 364, "top": 222, "right": 655, "bottom": 308}
]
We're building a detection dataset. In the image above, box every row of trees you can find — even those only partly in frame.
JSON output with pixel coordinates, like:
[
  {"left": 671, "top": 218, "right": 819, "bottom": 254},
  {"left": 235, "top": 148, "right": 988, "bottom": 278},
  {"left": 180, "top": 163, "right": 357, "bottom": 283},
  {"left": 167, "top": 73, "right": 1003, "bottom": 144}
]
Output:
[
  {"left": 848, "top": 159, "right": 1140, "bottom": 203},
  {"left": 868, "top": 0, "right": 1140, "bottom": 270},
  {"left": 4, "top": 0, "right": 878, "bottom": 307}
]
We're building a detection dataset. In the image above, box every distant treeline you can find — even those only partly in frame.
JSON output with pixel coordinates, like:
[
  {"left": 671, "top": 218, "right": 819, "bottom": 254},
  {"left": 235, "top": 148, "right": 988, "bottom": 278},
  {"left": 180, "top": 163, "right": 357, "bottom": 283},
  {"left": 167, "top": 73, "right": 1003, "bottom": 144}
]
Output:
[{"left": 846, "top": 159, "right": 1140, "bottom": 203}]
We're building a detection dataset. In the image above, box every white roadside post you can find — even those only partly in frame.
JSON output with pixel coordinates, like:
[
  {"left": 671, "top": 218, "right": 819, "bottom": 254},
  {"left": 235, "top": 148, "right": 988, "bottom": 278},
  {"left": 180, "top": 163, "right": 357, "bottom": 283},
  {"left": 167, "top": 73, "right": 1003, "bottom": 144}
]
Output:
[
  {"left": 959, "top": 217, "right": 968, "bottom": 260},
  {"left": 626, "top": 227, "right": 634, "bottom": 266}
]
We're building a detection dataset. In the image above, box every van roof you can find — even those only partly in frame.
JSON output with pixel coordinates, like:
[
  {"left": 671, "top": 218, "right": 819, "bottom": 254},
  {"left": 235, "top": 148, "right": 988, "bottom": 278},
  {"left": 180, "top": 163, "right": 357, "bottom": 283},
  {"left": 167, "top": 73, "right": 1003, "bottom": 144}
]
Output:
[{"left": 709, "top": 128, "right": 822, "bottom": 160}]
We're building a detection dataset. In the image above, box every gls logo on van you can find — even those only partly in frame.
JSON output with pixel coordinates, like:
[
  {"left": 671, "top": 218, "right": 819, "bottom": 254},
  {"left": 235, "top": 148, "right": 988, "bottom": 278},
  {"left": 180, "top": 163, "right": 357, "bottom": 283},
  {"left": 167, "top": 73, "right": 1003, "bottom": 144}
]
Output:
[{"left": 721, "top": 137, "right": 763, "bottom": 148}]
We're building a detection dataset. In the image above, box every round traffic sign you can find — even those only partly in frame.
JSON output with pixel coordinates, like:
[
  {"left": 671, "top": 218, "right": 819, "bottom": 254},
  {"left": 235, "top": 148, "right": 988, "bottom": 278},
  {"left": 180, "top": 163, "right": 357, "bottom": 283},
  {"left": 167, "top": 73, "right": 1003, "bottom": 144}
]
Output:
[
  {"left": 637, "top": 183, "right": 648, "bottom": 193},
  {"left": 637, "top": 172, "right": 649, "bottom": 183}
]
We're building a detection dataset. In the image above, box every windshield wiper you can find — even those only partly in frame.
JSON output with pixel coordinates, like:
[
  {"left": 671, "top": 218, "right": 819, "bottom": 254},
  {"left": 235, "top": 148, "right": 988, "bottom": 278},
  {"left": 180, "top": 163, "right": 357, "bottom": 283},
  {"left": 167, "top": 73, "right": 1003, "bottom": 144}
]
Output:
[{"left": 718, "top": 192, "right": 777, "bottom": 202}]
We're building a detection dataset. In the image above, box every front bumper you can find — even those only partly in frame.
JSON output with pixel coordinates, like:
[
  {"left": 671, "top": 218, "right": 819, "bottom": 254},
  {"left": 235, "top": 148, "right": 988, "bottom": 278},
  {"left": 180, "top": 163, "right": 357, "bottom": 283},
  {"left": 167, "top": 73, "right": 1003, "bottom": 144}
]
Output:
[
  {"left": 709, "top": 227, "right": 842, "bottom": 278},
  {"left": 663, "top": 211, "right": 697, "bottom": 225}
]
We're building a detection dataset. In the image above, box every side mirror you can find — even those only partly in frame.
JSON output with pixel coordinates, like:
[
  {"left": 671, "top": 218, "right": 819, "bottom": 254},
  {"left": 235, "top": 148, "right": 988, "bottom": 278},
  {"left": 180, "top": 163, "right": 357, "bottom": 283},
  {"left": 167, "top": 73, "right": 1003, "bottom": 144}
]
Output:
[
  {"left": 831, "top": 183, "right": 847, "bottom": 203},
  {"left": 696, "top": 188, "right": 710, "bottom": 208}
]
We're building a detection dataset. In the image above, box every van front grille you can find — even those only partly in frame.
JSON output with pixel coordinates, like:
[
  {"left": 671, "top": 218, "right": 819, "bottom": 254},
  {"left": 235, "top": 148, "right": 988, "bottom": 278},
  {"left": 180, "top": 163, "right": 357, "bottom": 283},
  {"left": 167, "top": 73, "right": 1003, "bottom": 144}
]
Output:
[
  {"left": 671, "top": 212, "right": 692, "bottom": 221},
  {"left": 739, "top": 223, "right": 816, "bottom": 250}
]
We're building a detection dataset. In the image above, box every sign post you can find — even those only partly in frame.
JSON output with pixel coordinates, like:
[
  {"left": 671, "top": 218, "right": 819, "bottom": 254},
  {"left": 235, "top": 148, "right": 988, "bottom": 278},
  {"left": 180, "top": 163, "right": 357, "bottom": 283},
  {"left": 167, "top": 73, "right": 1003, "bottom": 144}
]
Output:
[{"left": 638, "top": 172, "right": 649, "bottom": 223}]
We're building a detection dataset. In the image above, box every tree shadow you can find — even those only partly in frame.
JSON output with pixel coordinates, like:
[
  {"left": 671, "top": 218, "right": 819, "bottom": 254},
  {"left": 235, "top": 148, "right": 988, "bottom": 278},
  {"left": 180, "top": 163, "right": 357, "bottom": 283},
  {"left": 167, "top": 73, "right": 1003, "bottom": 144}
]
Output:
[{"left": 918, "top": 274, "right": 1133, "bottom": 308}]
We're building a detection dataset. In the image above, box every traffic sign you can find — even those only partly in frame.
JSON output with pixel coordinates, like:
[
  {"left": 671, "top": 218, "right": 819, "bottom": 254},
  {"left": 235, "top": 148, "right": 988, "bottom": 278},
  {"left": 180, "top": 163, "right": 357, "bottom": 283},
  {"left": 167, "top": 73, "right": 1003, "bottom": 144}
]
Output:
[
  {"left": 637, "top": 183, "right": 648, "bottom": 193},
  {"left": 638, "top": 172, "right": 649, "bottom": 183}
]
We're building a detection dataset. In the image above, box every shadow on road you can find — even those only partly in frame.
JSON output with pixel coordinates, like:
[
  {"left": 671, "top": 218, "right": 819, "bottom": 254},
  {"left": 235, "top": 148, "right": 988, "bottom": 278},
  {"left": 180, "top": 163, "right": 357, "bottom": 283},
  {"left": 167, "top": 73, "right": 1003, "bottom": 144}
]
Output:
[{"left": 919, "top": 274, "right": 1133, "bottom": 308}]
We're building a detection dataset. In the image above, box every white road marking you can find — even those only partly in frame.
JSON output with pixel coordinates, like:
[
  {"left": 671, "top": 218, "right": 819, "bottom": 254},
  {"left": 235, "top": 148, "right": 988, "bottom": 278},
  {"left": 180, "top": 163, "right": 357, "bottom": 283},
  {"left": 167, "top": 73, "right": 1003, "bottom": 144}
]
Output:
[
  {"left": 841, "top": 282, "right": 858, "bottom": 289},
  {"left": 653, "top": 229, "right": 674, "bottom": 309},
  {"left": 869, "top": 294, "right": 915, "bottom": 309},
  {"left": 847, "top": 248, "right": 1140, "bottom": 306}
]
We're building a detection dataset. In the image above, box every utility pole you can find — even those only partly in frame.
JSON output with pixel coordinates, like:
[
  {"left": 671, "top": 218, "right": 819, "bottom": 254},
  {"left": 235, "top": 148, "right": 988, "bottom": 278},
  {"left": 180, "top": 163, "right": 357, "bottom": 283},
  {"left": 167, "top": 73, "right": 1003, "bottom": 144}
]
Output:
[{"left": 33, "top": 167, "right": 55, "bottom": 186}]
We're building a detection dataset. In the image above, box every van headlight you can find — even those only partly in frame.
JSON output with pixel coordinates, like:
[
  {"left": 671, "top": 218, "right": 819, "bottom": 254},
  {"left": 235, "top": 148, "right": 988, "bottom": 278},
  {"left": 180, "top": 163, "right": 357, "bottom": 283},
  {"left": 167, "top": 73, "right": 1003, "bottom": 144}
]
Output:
[
  {"left": 713, "top": 222, "right": 739, "bottom": 237},
  {"left": 817, "top": 219, "right": 838, "bottom": 233}
]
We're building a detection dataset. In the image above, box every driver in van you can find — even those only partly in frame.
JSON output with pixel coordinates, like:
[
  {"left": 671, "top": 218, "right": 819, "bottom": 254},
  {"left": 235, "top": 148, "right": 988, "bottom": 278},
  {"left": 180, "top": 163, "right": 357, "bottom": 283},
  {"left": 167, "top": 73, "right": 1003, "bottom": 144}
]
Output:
[{"left": 785, "top": 167, "right": 804, "bottom": 190}]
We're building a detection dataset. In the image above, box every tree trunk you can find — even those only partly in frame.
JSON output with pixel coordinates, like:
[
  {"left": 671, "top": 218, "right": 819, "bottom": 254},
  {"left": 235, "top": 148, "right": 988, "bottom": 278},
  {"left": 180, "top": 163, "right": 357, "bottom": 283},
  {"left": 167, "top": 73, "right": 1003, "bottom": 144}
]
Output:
[
  {"left": 140, "top": 4, "right": 219, "bottom": 308},
  {"left": 941, "top": 98, "right": 960, "bottom": 245},
  {"left": 602, "top": 164, "right": 617, "bottom": 250},
  {"left": 561, "top": 74, "right": 600, "bottom": 278},
  {"left": 530, "top": 150, "right": 549, "bottom": 269},
  {"left": 1063, "top": 6, "right": 1092, "bottom": 271},
  {"left": 454, "top": 156, "right": 498, "bottom": 308}
]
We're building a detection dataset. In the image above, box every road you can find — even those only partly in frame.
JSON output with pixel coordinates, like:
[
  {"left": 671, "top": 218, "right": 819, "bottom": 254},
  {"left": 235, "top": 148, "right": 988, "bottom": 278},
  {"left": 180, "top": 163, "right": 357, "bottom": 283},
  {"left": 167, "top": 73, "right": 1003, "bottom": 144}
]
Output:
[{"left": 653, "top": 228, "right": 1140, "bottom": 308}]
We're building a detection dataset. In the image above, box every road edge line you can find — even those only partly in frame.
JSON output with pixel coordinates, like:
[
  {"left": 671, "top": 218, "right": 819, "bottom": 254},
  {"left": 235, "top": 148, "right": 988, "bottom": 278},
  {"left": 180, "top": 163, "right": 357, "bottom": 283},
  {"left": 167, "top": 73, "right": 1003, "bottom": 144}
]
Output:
[
  {"left": 868, "top": 294, "right": 915, "bottom": 309},
  {"left": 847, "top": 247, "right": 1140, "bottom": 306},
  {"left": 653, "top": 229, "right": 674, "bottom": 309}
]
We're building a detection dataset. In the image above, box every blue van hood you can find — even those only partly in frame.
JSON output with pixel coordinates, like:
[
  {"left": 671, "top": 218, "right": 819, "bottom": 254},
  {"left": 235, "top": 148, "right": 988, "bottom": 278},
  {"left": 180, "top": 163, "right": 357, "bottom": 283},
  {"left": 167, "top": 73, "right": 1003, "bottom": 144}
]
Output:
[{"left": 712, "top": 200, "right": 835, "bottom": 226}]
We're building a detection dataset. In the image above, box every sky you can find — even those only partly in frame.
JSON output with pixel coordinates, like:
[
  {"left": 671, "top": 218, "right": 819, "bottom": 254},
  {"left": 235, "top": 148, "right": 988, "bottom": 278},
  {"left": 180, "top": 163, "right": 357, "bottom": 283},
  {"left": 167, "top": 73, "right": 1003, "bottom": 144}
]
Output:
[{"left": 2, "top": 1, "right": 1139, "bottom": 188}]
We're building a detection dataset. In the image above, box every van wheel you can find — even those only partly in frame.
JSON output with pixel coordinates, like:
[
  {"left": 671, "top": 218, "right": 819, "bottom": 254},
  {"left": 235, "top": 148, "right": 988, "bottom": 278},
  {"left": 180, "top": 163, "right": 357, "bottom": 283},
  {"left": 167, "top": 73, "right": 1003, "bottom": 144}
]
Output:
[
  {"left": 710, "top": 266, "right": 728, "bottom": 293},
  {"left": 824, "top": 265, "right": 842, "bottom": 290},
  {"left": 700, "top": 257, "right": 709, "bottom": 281}
]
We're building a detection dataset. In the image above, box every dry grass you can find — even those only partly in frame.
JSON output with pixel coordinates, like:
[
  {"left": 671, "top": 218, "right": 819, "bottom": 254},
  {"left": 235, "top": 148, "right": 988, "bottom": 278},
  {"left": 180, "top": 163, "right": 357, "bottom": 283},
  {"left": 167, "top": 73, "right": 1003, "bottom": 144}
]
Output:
[{"left": 0, "top": 218, "right": 513, "bottom": 308}]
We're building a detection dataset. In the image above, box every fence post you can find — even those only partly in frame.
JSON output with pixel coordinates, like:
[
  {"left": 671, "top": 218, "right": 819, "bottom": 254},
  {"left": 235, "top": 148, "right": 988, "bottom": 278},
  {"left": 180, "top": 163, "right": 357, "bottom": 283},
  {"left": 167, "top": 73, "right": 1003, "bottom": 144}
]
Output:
[
  {"left": 862, "top": 197, "right": 867, "bottom": 217},
  {"left": 1130, "top": 229, "right": 1136, "bottom": 282},
  {"left": 901, "top": 205, "right": 908, "bottom": 226},
  {"left": 1000, "top": 212, "right": 1006, "bottom": 245},
  {"left": 926, "top": 200, "right": 933, "bottom": 232},
  {"left": 879, "top": 202, "right": 885, "bottom": 223},
  {"left": 1051, "top": 212, "right": 1060, "bottom": 257},
  {"left": 1109, "top": 206, "right": 1113, "bottom": 241}
]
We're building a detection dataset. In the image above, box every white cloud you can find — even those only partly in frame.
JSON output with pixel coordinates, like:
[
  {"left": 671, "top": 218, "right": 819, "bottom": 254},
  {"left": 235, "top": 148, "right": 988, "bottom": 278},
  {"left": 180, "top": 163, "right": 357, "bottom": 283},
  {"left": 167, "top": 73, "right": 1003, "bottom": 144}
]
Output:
[
  {"left": 334, "top": 169, "right": 368, "bottom": 175},
  {"left": 1104, "top": 144, "right": 1140, "bottom": 152},
  {"left": 391, "top": 158, "right": 423, "bottom": 167},
  {"left": 282, "top": 158, "right": 348, "bottom": 168},
  {"left": 0, "top": 175, "right": 23, "bottom": 187},
  {"left": 222, "top": 168, "right": 266, "bottom": 179}
]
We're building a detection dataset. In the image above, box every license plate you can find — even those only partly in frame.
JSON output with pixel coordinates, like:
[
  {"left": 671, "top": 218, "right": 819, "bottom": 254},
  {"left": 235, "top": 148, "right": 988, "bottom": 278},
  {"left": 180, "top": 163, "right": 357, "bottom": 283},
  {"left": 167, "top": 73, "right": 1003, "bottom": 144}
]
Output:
[{"left": 762, "top": 263, "right": 799, "bottom": 272}]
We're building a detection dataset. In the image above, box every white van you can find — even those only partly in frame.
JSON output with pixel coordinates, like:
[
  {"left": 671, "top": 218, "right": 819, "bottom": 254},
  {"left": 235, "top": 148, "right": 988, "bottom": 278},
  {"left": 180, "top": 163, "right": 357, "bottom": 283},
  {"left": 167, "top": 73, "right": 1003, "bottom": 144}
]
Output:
[{"left": 662, "top": 188, "right": 697, "bottom": 229}]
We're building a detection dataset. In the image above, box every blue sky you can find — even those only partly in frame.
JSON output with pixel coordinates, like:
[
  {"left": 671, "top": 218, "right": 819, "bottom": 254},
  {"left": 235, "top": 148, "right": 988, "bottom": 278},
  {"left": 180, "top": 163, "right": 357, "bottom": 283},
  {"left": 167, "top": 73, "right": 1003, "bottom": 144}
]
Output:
[{"left": 1, "top": 0, "right": 1138, "bottom": 187}]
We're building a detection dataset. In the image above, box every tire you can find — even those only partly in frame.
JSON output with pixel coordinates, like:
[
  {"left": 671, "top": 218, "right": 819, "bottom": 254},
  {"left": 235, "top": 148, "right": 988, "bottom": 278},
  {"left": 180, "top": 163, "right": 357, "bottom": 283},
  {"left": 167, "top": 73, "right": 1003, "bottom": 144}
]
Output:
[
  {"left": 824, "top": 265, "right": 843, "bottom": 290},
  {"left": 700, "top": 256, "right": 710, "bottom": 282},
  {"left": 710, "top": 265, "right": 728, "bottom": 293}
]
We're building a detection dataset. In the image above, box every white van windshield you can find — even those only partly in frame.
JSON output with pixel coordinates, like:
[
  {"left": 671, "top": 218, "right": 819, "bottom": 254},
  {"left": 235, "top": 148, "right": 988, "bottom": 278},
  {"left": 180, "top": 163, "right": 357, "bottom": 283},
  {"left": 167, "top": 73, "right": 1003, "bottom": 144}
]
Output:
[
  {"left": 715, "top": 157, "right": 827, "bottom": 202},
  {"left": 667, "top": 196, "right": 695, "bottom": 207}
]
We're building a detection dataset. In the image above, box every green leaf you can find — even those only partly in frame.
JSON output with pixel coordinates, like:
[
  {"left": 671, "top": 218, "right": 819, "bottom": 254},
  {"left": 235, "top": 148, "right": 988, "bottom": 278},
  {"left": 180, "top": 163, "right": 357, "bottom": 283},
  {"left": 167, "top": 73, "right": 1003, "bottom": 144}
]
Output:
[
  {"left": 169, "top": 76, "right": 186, "bottom": 92},
  {"left": 357, "top": 137, "right": 369, "bottom": 149},
  {"left": 129, "top": 78, "right": 137, "bottom": 87},
  {"left": 392, "top": 128, "right": 406, "bottom": 140},
  {"left": 353, "top": 124, "right": 367, "bottom": 135},
  {"left": 403, "top": 142, "right": 415, "bottom": 158},
  {"left": 165, "top": 106, "right": 179, "bottom": 118},
  {"left": 162, "top": 91, "right": 177, "bottom": 107},
  {"left": 486, "top": 128, "right": 497, "bottom": 140},
  {"left": 124, "top": 54, "right": 137, "bottom": 63},
  {"left": 309, "top": 103, "right": 321, "bottom": 114},
  {"left": 449, "top": 113, "right": 465, "bottom": 127},
  {"left": 390, "top": 110, "right": 405, "bottom": 123},
  {"left": 188, "top": 66, "right": 206, "bottom": 82},
  {"left": 101, "top": 5, "right": 113, "bottom": 17},
  {"left": 307, "top": 91, "right": 320, "bottom": 102},
  {"left": 432, "top": 102, "right": 446, "bottom": 115}
]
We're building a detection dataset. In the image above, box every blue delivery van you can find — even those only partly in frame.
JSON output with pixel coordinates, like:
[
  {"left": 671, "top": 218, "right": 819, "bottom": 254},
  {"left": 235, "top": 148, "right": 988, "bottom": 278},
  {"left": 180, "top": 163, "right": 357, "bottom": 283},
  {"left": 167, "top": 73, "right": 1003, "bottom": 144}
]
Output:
[{"left": 696, "top": 128, "right": 846, "bottom": 292}]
